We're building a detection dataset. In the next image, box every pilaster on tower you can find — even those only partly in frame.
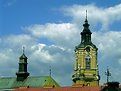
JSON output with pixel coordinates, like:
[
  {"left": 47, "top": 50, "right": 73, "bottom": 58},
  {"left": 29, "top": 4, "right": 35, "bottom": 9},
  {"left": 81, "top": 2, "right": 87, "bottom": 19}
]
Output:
[{"left": 72, "top": 11, "right": 100, "bottom": 86}]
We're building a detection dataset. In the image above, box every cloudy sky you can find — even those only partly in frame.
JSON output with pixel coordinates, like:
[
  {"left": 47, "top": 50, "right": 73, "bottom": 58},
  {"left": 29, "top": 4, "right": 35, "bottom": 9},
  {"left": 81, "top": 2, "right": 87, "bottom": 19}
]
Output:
[{"left": 0, "top": 0, "right": 121, "bottom": 86}]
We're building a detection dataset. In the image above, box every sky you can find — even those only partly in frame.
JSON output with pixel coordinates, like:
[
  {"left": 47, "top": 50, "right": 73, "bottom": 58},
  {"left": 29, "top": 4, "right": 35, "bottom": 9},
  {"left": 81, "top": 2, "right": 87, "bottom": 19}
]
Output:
[{"left": 0, "top": 0, "right": 121, "bottom": 86}]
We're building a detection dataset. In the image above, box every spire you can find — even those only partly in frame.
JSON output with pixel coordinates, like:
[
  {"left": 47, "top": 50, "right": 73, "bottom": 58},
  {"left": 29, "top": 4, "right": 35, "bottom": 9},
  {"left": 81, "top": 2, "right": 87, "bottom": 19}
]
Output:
[
  {"left": 23, "top": 46, "right": 25, "bottom": 54},
  {"left": 85, "top": 10, "right": 88, "bottom": 22},
  {"left": 83, "top": 10, "right": 90, "bottom": 30},
  {"left": 81, "top": 10, "right": 92, "bottom": 44}
]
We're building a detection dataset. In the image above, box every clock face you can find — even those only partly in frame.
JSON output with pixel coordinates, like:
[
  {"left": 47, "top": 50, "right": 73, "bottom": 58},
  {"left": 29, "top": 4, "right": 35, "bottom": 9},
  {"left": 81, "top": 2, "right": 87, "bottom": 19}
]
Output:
[{"left": 86, "top": 47, "right": 90, "bottom": 52}]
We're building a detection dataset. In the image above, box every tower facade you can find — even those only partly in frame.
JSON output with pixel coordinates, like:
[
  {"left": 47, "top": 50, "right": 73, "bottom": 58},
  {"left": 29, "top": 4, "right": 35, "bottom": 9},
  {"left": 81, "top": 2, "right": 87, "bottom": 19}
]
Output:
[
  {"left": 16, "top": 48, "right": 29, "bottom": 81},
  {"left": 72, "top": 15, "right": 100, "bottom": 86}
]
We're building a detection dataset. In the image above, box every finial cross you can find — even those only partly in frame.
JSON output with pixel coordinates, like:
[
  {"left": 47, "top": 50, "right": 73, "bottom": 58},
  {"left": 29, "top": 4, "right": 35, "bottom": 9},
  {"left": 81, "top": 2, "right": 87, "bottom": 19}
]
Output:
[
  {"left": 49, "top": 66, "right": 51, "bottom": 76},
  {"left": 105, "top": 66, "right": 111, "bottom": 83},
  {"left": 23, "top": 46, "right": 25, "bottom": 54}
]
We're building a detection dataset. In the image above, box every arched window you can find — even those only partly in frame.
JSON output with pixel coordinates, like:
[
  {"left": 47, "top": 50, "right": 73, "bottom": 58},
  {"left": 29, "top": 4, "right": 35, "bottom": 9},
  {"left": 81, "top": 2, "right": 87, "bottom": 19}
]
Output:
[{"left": 85, "top": 55, "right": 91, "bottom": 69}]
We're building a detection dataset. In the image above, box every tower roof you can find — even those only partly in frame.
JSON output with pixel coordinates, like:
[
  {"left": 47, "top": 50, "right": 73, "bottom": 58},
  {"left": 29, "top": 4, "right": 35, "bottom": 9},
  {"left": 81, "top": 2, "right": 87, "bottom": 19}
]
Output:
[
  {"left": 76, "top": 10, "right": 97, "bottom": 49},
  {"left": 0, "top": 76, "right": 60, "bottom": 89},
  {"left": 19, "top": 53, "right": 27, "bottom": 59},
  {"left": 19, "top": 47, "right": 27, "bottom": 59}
]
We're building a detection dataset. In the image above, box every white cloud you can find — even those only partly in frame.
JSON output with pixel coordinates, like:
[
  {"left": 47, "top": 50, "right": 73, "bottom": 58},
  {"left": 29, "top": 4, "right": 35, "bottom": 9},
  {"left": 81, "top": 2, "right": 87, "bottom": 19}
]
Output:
[
  {"left": 25, "top": 23, "right": 79, "bottom": 48},
  {"left": 25, "top": 23, "right": 75, "bottom": 38},
  {"left": 0, "top": 53, "right": 9, "bottom": 62},
  {"left": 62, "top": 4, "right": 121, "bottom": 31},
  {"left": 30, "top": 44, "right": 54, "bottom": 63},
  {"left": 5, "top": 34, "right": 33, "bottom": 44},
  {"left": 1, "top": 34, "right": 37, "bottom": 51},
  {"left": 92, "top": 31, "right": 121, "bottom": 84}
]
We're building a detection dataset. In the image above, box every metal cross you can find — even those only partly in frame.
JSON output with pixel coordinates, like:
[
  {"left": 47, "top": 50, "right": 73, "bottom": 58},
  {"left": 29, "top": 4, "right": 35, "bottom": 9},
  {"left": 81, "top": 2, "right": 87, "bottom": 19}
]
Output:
[{"left": 105, "top": 66, "right": 111, "bottom": 83}]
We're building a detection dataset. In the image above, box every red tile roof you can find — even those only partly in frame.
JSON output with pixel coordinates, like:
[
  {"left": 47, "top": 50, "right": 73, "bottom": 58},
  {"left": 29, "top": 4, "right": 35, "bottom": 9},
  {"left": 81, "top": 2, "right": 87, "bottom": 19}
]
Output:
[{"left": 14, "top": 86, "right": 101, "bottom": 91}]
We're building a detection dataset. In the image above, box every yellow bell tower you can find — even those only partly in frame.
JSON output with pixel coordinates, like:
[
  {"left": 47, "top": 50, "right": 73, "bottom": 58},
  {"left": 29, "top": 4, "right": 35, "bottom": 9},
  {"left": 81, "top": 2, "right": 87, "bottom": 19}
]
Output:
[{"left": 72, "top": 11, "right": 100, "bottom": 86}]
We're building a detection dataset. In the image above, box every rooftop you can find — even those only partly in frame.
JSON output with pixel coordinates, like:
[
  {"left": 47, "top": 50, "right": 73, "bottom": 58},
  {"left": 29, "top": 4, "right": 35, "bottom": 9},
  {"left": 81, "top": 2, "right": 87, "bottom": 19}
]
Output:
[{"left": 0, "top": 76, "right": 59, "bottom": 89}]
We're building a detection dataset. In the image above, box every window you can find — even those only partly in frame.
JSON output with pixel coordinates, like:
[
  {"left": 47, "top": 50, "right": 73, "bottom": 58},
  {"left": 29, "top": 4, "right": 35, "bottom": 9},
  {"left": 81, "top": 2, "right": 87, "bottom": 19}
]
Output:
[{"left": 85, "top": 55, "right": 91, "bottom": 69}]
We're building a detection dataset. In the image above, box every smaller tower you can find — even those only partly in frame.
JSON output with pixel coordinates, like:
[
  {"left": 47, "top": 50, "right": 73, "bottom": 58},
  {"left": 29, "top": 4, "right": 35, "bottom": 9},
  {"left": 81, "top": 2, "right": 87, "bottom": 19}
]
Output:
[{"left": 16, "top": 47, "right": 29, "bottom": 81}]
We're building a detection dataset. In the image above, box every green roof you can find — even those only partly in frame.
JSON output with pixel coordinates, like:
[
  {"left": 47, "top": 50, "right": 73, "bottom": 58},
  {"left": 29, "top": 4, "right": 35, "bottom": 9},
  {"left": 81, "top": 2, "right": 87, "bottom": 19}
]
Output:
[{"left": 0, "top": 76, "right": 59, "bottom": 89}]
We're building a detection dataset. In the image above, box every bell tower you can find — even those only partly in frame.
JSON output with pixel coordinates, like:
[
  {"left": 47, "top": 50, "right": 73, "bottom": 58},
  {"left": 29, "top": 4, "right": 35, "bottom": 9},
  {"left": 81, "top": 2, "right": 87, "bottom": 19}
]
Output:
[
  {"left": 16, "top": 47, "right": 29, "bottom": 81},
  {"left": 72, "top": 11, "right": 100, "bottom": 86}
]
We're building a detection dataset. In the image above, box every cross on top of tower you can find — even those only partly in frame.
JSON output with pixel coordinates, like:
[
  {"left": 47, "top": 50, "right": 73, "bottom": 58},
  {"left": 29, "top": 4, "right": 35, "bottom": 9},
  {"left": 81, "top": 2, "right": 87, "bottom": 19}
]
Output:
[
  {"left": 105, "top": 66, "right": 111, "bottom": 83},
  {"left": 23, "top": 46, "right": 25, "bottom": 54},
  {"left": 49, "top": 66, "right": 51, "bottom": 77}
]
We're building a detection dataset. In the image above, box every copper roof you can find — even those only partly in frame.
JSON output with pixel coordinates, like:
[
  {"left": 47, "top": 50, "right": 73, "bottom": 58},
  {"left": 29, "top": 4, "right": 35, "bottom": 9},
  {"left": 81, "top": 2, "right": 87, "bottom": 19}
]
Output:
[{"left": 0, "top": 76, "right": 59, "bottom": 89}]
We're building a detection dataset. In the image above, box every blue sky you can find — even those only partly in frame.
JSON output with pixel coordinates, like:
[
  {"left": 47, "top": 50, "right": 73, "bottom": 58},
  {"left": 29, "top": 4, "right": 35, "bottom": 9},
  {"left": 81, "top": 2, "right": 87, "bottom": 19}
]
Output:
[
  {"left": 0, "top": 0, "right": 121, "bottom": 86},
  {"left": 1, "top": 0, "right": 121, "bottom": 35}
]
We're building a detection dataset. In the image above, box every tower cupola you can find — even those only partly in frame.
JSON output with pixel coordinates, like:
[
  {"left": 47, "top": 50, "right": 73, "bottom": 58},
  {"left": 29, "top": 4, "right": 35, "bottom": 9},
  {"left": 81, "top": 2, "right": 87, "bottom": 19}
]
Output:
[
  {"left": 81, "top": 13, "right": 92, "bottom": 43},
  {"left": 76, "top": 10, "right": 97, "bottom": 49},
  {"left": 16, "top": 47, "right": 29, "bottom": 81}
]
